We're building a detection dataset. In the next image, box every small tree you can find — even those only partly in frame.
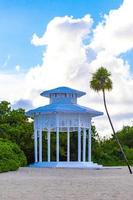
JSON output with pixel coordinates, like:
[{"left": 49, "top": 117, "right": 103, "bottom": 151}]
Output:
[
  {"left": 90, "top": 67, "right": 132, "bottom": 174},
  {"left": 0, "top": 138, "right": 27, "bottom": 172},
  {"left": 0, "top": 101, "right": 34, "bottom": 164}
]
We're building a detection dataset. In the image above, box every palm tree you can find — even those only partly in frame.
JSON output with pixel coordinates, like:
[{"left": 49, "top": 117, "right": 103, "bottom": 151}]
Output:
[{"left": 90, "top": 67, "right": 132, "bottom": 174}]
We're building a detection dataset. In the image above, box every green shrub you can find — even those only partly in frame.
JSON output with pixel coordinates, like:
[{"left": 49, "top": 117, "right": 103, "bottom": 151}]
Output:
[{"left": 0, "top": 138, "right": 27, "bottom": 172}]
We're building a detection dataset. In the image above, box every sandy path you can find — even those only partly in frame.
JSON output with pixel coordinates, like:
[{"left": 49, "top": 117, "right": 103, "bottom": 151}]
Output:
[{"left": 0, "top": 167, "right": 133, "bottom": 200}]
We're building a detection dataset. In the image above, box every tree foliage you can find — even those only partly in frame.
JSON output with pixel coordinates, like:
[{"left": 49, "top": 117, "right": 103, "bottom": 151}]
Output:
[
  {"left": 90, "top": 67, "right": 112, "bottom": 92},
  {"left": 0, "top": 101, "right": 34, "bottom": 164},
  {"left": 92, "top": 125, "right": 133, "bottom": 166},
  {"left": 0, "top": 138, "right": 27, "bottom": 172}
]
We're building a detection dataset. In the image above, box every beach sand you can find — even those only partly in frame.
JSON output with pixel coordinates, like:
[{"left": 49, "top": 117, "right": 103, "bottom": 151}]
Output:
[{"left": 0, "top": 167, "right": 133, "bottom": 200}]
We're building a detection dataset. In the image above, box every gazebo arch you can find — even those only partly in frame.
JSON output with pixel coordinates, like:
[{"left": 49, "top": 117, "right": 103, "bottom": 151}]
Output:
[{"left": 27, "top": 86, "right": 103, "bottom": 168}]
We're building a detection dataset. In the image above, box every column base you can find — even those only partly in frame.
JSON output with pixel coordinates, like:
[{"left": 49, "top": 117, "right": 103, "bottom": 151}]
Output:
[{"left": 30, "top": 161, "right": 103, "bottom": 169}]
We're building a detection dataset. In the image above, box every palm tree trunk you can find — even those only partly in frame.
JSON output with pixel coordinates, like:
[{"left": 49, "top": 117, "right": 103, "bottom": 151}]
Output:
[{"left": 102, "top": 89, "right": 132, "bottom": 174}]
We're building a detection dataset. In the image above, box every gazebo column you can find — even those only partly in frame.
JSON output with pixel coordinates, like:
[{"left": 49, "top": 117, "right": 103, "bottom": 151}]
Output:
[
  {"left": 48, "top": 128, "right": 51, "bottom": 162},
  {"left": 88, "top": 122, "right": 92, "bottom": 162},
  {"left": 56, "top": 127, "right": 59, "bottom": 162},
  {"left": 39, "top": 129, "right": 42, "bottom": 162},
  {"left": 78, "top": 127, "right": 81, "bottom": 162},
  {"left": 67, "top": 127, "right": 70, "bottom": 162},
  {"left": 34, "top": 129, "right": 38, "bottom": 163},
  {"left": 83, "top": 128, "right": 86, "bottom": 162}
]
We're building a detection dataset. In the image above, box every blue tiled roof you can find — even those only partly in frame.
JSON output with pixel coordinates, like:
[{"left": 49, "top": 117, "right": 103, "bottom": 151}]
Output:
[
  {"left": 40, "top": 86, "right": 86, "bottom": 98},
  {"left": 27, "top": 103, "right": 103, "bottom": 117}
]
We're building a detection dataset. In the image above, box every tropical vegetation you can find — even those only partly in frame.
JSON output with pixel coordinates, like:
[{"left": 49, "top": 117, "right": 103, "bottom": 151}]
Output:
[
  {"left": 0, "top": 138, "right": 27, "bottom": 172},
  {"left": 0, "top": 100, "right": 133, "bottom": 173}
]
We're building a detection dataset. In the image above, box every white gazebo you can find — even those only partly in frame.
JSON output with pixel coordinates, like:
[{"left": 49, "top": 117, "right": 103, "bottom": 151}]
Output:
[{"left": 27, "top": 86, "right": 103, "bottom": 168}]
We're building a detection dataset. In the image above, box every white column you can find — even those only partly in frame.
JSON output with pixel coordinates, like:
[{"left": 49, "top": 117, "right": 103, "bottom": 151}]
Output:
[
  {"left": 78, "top": 127, "right": 81, "bottom": 162},
  {"left": 88, "top": 122, "right": 91, "bottom": 162},
  {"left": 56, "top": 127, "right": 59, "bottom": 162},
  {"left": 83, "top": 128, "right": 86, "bottom": 162},
  {"left": 48, "top": 128, "right": 51, "bottom": 162},
  {"left": 67, "top": 127, "right": 70, "bottom": 162},
  {"left": 39, "top": 129, "right": 42, "bottom": 162},
  {"left": 34, "top": 129, "right": 38, "bottom": 162}
]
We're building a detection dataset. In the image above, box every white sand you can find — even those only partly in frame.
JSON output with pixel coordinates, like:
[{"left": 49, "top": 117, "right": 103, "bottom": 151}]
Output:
[{"left": 0, "top": 167, "right": 133, "bottom": 200}]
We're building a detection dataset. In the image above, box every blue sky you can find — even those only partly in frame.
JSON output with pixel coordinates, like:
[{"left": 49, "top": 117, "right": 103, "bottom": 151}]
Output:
[{"left": 0, "top": 0, "right": 123, "bottom": 73}]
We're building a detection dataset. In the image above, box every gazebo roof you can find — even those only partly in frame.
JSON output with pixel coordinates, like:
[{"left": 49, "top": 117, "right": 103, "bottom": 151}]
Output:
[
  {"left": 40, "top": 86, "right": 86, "bottom": 98},
  {"left": 27, "top": 103, "right": 103, "bottom": 117}
]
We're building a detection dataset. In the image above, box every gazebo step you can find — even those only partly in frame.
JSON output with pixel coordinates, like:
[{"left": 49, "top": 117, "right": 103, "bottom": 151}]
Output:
[{"left": 29, "top": 162, "right": 103, "bottom": 169}]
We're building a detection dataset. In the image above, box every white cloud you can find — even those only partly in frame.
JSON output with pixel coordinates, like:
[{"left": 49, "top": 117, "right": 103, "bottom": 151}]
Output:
[
  {"left": 31, "top": 15, "right": 92, "bottom": 47},
  {"left": 0, "top": 72, "right": 25, "bottom": 102},
  {"left": 15, "top": 64, "right": 20, "bottom": 72},
  {"left": 25, "top": 14, "right": 93, "bottom": 106},
  {"left": 90, "top": 0, "right": 133, "bottom": 56}
]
